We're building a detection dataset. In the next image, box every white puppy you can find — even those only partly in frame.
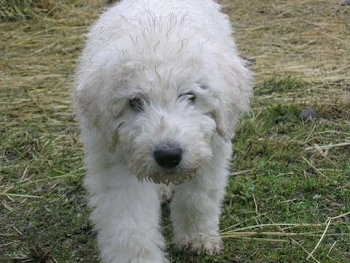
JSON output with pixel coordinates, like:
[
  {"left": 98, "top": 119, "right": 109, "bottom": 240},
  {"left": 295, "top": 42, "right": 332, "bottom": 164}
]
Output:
[{"left": 73, "top": 0, "right": 252, "bottom": 262}]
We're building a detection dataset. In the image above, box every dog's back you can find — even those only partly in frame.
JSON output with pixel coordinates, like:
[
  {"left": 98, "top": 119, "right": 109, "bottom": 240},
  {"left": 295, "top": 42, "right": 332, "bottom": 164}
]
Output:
[{"left": 79, "top": 0, "right": 236, "bottom": 67}]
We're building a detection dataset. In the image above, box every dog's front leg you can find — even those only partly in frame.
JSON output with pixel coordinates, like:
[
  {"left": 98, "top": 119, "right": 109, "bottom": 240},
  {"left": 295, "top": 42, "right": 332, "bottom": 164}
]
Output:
[
  {"left": 87, "top": 174, "right": 167, "bottom": 263},
  {"left": 170, "top": 170, "right": 228, "bottom": 254},
  {"left": 170, "top": 141, "right": 230, "bottom": 255}
]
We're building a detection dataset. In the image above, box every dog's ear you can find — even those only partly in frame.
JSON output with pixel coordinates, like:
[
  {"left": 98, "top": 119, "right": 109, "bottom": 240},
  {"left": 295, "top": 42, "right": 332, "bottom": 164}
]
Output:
[
  {"left": 73, "top": 49, "right": 128, "bottom": 153},
  {"left": 74, "top": 82, "right": 126, "bottom": 152},
  {"left": 213, "top": 56, "right": 252, "bottom": 141},
  {"left": 73, "top": 49, "right": 123, "bottom": 126}
]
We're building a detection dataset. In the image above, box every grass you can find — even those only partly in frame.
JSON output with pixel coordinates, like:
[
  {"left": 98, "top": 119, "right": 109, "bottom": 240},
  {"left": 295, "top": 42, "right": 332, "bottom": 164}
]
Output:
[
  {"left": 0, "top": 0, "right": 349, "bottom": 262},
  {"left": 0, "top": 0, "right": 81, "bottom": 21}
]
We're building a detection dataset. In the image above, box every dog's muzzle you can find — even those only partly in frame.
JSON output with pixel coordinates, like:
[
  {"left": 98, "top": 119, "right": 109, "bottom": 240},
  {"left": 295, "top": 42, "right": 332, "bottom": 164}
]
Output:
[{"left": 154, "top": 143, "right": 182, "bottom": 169}]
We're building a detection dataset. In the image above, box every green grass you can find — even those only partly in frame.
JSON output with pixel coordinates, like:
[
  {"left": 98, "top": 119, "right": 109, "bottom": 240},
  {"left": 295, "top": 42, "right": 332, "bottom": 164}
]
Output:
[
  {"left": 1, "top": 0, "right": 349, "bottom": 262},
  {"left": 0, "top": 0, "right": 81, "bottom": 21}
]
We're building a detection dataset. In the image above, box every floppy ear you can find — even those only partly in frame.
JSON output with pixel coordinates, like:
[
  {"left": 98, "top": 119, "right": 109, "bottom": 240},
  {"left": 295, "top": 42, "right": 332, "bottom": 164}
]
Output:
[
  {"left": 73, "top": 46, "right": 128, "bottom": 124},
  {"left": 73, "top": 49, "right": 128, "bottom": 152},
  {"left": 213, "top": 57, "right": 252, "bottom": 141}
]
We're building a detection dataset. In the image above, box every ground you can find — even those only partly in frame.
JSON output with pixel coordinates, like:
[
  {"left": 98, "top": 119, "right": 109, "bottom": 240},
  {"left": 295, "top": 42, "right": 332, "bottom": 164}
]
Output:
[{"left": 0, "top": 0, "right": 349, "bottom": 262}]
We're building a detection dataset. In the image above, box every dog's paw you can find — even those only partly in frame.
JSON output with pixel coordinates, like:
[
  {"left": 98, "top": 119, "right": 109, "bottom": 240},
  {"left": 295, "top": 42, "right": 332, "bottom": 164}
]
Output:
[{"left": 176, "top": 234, "right": 222, "bottom": 255}]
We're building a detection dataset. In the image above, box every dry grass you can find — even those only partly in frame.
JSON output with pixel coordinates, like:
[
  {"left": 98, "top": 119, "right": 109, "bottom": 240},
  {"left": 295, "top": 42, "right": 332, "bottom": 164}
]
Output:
[
  {"left": 0, "top": 0, "right": 86, "bottom": 21},
  {"left": 220, "top": 211, "right": 350, "bottom": 262},
  {"left": 225, "top": 0, "right": 350, "bottom": 82},
  {"left": 223, "top": 0, "right": 350, "bottom": 110},
  {"left": 0, "top": 0, "right": 105, "bottom": 131}
]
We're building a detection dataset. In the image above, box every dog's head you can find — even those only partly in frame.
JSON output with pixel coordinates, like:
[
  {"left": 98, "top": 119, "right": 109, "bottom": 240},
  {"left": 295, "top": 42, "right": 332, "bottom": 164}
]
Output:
[{"left": 74, "top": 34, "right": 252, "bottom": 184}]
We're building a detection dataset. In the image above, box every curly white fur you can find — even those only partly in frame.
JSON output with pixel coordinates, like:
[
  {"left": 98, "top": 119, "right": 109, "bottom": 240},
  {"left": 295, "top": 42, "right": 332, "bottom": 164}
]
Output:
[{"left": 73, "top": 0, "right": 252, "bottom": 262}]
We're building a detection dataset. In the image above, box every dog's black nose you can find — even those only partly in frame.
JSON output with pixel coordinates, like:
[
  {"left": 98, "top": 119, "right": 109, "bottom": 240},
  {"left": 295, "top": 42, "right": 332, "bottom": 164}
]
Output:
[{"left": 154, "top": 144, "right": 182, "bottom": 169}]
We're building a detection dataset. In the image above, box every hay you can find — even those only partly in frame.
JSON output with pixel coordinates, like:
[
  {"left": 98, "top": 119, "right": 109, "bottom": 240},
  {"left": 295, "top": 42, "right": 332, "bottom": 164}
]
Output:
[
  {"left": 0, "top": 0, "right": 108, "bottom": 21},
  {"left": 222, "top": 0, "right": 350, "bottom": 108},
  {"left": 0, "top": 0, "right": 70, "bottom": 21},
  {"left": 224, "top": 0, "right": 350, "bottom": 83},
  {"left": 0, "top": 0, "right": 105, "bottom": 119},
  {"left": 221, "top": 211, "right": 350, "bottom": 262}
]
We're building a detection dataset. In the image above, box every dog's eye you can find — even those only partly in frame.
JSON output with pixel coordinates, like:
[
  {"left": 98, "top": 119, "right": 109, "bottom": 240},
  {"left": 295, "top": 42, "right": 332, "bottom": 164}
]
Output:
[
  {"left": 199, "top": 84, "right": 209, "bottom": 90},
  {"left": 179, "top": 92, "right": 196, "bottom": 103},
  {"left": 128, "top": 97, "right": 144, "bottom": 112}
]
